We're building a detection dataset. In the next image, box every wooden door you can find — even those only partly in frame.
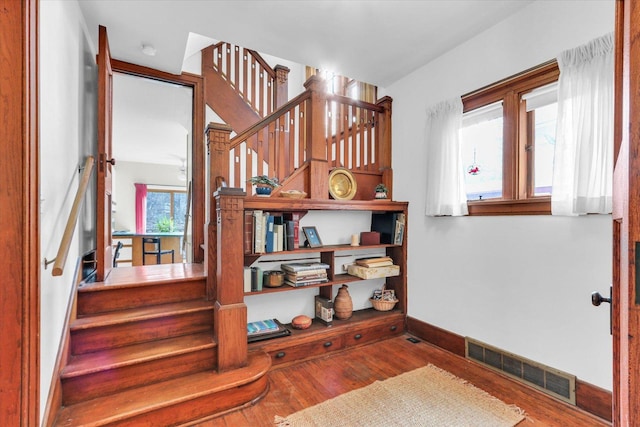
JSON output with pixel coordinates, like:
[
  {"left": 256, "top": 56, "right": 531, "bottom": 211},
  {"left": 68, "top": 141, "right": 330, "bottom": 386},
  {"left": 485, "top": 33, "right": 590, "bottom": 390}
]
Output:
[
  {"left": 96, "top": 25, "right": 114, "bottom": 281},
  {"left": 612, "top": 1, "right": 640, "bottom": 425}
]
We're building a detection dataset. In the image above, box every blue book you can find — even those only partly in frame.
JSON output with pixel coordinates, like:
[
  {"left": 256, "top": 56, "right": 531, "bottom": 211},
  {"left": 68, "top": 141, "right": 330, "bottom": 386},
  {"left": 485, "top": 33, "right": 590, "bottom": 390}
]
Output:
[{"left": 265, "top": 214, "right": 275, "bottom": 253}]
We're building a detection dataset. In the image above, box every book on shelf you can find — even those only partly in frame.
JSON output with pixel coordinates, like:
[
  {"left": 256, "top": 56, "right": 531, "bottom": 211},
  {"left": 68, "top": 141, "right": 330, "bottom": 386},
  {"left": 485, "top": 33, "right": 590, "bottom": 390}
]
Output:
[
  {"left": 285, "top": 271, "right": 328, "bottom": 283},
  {"left": 243, "top": 266, "right": 252, "bottom": 293},
  {"left": 247, "top": 319, "right": 280, "bottom": 336},
  {"left": 286, "top": 268, "right": 328, "bottom": 277},
  {"left": 356, "top": 256, "right": 394, "bottom": 268},
  {"left": 394, "top": 213, "right": 405, "bottom": 245},
  {"left": 244, "top": 211, "right": 254, "bottom": 254},
  {"left": 283, "top": 212, "right": 302, "bottom": 249},
  {"left": 265, "top": 214, "right": 275, "bottom": 253},
  {"left": 347, "top": 264, "right": 400, "bottom": 279},
  {"left": 250, "top": 266, "right": 263, "bottom": 291},
  {"left": 285, "top": 278, "right": 330, "bottom": 287},
  {"left": 371, "top": 212, "right": 405, "bottom": 245},
  {"left": 285, "top": 220, "right": 295, "bottom": 251},
  {"left": 274, "top": 223, "right": 284, "bottom": 252},
  {"left": 280, "top": 262, "right": 330, "bottom": 273},
  {"left": 247, "top": 319, "right": 291, "bottom": 343},
  {"left": 253, "top": 210, "right": 265, "bottom": 254}
]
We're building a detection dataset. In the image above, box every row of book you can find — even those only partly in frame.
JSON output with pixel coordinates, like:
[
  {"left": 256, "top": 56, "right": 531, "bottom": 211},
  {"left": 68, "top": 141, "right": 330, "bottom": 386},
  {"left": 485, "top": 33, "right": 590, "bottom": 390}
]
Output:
[
  {"left": 245, "top": 211, "right": 302, "bottom": 254},
  {"left": 281, "top": 262, "right": 330, "bottom": 287}
]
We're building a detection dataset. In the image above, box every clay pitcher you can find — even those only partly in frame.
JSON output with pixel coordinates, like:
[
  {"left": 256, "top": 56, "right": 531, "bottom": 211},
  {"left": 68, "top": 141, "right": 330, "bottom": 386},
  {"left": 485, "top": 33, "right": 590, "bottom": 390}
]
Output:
[{"left": 334, "top": 284, "right": 353, "bottom": 319}]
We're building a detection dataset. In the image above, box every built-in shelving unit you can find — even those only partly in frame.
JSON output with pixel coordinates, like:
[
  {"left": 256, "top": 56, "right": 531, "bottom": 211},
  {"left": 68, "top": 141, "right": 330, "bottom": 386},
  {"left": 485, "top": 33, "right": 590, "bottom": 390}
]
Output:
[{"left": 236, "top": 195, "right": 409, "bottom": 363}]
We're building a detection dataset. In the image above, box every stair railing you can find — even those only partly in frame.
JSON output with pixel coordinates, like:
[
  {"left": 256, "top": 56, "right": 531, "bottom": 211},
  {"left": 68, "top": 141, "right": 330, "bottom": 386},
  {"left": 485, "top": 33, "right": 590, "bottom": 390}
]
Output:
[
  {"left": 207, "top": 75, "right": 392, "bottom": 199},
  {"left": 209, "top": 42, "right": 289, "bottom": 117},
  {"left": 44, "top": 156, "right": 95, "bottom": 276}
]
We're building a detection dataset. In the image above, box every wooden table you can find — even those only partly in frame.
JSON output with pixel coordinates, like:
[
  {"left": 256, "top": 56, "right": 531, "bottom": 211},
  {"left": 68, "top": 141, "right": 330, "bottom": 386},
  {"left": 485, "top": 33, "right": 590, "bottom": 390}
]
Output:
[{"left": 113, "top": 233, "right": 183, "bottom": 266}]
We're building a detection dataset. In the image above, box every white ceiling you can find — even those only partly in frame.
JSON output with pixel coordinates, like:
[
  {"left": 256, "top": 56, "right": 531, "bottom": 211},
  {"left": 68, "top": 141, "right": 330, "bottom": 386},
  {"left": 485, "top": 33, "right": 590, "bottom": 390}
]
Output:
[
  {"left": 78, "top": 0, "right": 534, "bottom": 88},
  {"left": 78, "top": 0, "right": 536, "bottom": 166}
]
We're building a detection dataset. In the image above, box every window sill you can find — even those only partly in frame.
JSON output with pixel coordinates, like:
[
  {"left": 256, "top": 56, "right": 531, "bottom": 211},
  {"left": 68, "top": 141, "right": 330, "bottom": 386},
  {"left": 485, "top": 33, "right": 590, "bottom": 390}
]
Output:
[{"left": 467, "top": 197, "right": 551, "bottom": 216}]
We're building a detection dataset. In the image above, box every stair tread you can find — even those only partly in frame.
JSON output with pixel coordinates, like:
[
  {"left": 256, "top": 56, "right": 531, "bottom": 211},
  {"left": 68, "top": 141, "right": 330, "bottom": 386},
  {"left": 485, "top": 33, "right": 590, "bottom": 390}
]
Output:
[
  {"left": 71, "top": 299, "right": 214, "bottom": 331},
  {"left": 79, "top": 264, "right": 205, "bottom": 292},
  {"left": 62, "top": 332, "right": 216, "bottom": 379},
  {"left": 55, "top": 350, "right": 271, "bottom": 427}
]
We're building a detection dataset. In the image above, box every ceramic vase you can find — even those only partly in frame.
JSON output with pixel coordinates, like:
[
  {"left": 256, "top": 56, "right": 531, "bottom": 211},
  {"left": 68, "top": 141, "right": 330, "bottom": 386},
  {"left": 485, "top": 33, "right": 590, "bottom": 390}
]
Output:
[{"left": 334, "top": 284, "right": 353, "bottom": 319}]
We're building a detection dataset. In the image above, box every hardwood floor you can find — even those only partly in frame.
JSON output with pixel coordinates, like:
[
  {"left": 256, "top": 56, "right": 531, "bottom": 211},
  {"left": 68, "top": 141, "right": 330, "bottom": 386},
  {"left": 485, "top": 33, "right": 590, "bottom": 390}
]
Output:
[{"left": 196, "top": 334, "right": 610, "bottom": 427}]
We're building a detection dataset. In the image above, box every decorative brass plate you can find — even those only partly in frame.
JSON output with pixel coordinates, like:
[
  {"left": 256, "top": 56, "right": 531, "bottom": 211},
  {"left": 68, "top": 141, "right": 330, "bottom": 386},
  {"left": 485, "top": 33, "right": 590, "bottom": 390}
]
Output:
[{"left": 328, "top": 168, "right": 357, "bottom": 200}]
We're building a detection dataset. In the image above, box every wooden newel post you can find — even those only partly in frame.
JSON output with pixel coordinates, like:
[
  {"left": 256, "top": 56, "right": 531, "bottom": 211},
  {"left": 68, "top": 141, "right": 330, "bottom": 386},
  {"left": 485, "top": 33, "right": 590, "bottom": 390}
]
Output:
[
  {"left": 304, "top": 75, "right": 329, "bottom": 199},
  {"left": 213, "top": 188, "right": 248, "bottom": 371},
  {"left": 274, "top": 65, "right": 290, "bottom": 110},
  {"left": 205, "top": 123, "right": 232, "bottom": 298},
  {"left": 376, "top": 96, "right": 394, "bottom": 197},
  {"left": 206, "top": 122, "right": 233, "bottom": 200}
]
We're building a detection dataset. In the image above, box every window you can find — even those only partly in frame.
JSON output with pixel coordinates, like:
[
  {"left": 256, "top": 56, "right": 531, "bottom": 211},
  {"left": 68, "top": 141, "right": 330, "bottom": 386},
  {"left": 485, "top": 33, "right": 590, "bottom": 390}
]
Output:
[
  {"left": 461, "top": 61, "right": 559, "bottom": 215},
  {"left": 146, "top": 189, "right": 187, "bottom": 233}
]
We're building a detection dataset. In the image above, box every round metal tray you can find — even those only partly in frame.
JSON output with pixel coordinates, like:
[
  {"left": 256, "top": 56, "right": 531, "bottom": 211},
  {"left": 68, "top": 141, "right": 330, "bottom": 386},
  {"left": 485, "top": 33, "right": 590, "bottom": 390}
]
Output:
[{"left": 328, "top": 168, "right": 357, "bottom": 200}]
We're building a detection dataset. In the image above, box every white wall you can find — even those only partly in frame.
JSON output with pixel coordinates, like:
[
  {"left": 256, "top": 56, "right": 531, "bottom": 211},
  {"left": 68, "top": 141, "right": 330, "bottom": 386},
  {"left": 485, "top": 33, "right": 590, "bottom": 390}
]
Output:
[
  {"left": 39, "top": 0, "right": 97, "bottom": 421},
  {"left": 387, "top": 0, "right": 614, "bottom": 390}
]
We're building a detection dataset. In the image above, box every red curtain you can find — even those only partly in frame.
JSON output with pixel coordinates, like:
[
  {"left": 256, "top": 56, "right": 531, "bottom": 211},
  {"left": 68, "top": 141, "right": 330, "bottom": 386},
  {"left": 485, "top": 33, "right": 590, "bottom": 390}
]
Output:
[{"left": 134, "top": 183, "right": 147, "bottom": 234}]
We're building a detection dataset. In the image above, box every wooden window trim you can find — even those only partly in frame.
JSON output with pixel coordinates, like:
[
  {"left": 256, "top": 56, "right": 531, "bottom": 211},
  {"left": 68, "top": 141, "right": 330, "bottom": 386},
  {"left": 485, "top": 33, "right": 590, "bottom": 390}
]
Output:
[{"left": 462, "top": 60, "right": 559, "bottom": 216}]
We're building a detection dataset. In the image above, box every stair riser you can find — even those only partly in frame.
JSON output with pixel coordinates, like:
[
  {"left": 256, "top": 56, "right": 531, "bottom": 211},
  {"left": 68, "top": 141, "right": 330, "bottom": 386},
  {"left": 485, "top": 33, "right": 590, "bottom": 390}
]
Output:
[
  {"left": 77, "top": 280, "right": 206, "bottom": 316},
  {"left": 71, "top": 311, "right": 213, "bottom": 355},
  {"left": 62, "top": 347, "right": 217, "bottom": 405},
  {"left": 105, "top": 375, "right": 268, "bottom": 427}
]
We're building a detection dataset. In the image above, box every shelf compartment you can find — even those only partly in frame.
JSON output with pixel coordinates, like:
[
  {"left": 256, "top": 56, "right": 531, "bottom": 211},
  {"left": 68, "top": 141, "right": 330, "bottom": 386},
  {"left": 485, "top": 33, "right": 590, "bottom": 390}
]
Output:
[
  {"left": 244, "top": 243, "right": 400, "bottom": 263},
  {"left": 244, "top": 198, "right": 408, "bottom": 212},
  {"left": 245, "top": 274, "right": 368, "bottom": 296}
]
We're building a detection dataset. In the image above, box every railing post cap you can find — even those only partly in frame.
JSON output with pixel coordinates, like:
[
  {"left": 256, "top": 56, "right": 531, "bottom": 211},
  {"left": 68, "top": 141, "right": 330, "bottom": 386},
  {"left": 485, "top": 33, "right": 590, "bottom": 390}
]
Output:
[
  {"left": 274, "top": 64, "right": 290, "bottom": 72},
  {"left": 206, "top": 122, "right": 233, "bottom": 133},
  {"left": 304, "top": 75, "right": 325, "bottom": 91},
  {"left": 214, "top": 187, "right": 246, "bottom": 198}
]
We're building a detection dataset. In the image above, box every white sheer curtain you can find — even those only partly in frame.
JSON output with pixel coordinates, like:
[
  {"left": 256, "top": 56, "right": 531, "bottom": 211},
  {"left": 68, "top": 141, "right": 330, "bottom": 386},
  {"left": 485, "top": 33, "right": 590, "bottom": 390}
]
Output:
[
  {"left": 425, "top": 98, "right": 468, "bottom": 216},
  {"left": 552, "top": 33, "right": 614, "bottom": 215}
]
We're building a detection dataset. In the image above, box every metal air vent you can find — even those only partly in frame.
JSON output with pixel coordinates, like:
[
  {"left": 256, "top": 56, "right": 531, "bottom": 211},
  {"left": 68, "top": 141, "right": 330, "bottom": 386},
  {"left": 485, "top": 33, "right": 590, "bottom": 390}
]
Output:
[{"left": 465, "top": 337, "right": 576, "bottom": 405}]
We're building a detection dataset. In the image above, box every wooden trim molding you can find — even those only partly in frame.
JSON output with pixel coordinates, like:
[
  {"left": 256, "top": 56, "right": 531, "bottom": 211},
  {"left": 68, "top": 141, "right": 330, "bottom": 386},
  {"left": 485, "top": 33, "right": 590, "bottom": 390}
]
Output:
[
  {"left": 0, "top": 0, "right": 40, "bottom": 424},
  {"left": 42, "top": 257, "right": 84, "bottom": 426},
  {"left": 110, "top": 59, "right": 206, "bottom": 263},
  {"left": 407, "top": 317, "right": 612, "bottom": 421},
  {"left": 406, "top": 316, "right": 466, "bottom": 356}
]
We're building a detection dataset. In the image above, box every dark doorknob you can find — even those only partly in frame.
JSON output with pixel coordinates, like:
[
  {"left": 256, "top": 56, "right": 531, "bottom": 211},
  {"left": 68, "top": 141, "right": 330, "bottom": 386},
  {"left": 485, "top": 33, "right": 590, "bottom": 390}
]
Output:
[
  {"left": 591, "top": 291, "right": 611, "bottom": 306},
  {"left": 591, "top": 285, "right": 612, "bottom": 335}
]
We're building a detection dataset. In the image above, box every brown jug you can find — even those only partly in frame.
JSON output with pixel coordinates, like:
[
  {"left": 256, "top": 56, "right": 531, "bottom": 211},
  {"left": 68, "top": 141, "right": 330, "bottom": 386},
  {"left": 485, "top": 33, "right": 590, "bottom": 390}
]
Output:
[{"left": 334, "top": 284, "right": 353, "bottom": 320}]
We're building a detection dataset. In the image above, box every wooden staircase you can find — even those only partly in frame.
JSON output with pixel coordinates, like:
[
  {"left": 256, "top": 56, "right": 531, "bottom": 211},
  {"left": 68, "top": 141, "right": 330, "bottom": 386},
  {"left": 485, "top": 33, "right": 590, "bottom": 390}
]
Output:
[{"left": 53, "top": 264, "right": 270, "bottom": 426}]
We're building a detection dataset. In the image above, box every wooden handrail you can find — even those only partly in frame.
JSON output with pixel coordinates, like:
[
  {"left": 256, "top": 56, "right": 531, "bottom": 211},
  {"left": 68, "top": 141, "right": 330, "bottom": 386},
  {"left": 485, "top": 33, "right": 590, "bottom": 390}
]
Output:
[
  {"left": 246, "top": 48, "right": 276, "bottom": 79},
  {"left": 229, "top": 90, "right": 311, "bottom": 149},
  {"left": 46, "top": 156, "right": 95, "bottom": 276},
  {"left": 326, "top": 93, "right": 385, "bottom": 112}
]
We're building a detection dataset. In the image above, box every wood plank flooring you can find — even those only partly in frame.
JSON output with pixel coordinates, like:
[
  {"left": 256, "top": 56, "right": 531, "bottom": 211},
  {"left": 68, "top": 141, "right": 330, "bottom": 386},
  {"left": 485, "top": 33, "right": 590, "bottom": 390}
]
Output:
[{"left": 196, "top": 334, "right": 610, "bottom": 427}]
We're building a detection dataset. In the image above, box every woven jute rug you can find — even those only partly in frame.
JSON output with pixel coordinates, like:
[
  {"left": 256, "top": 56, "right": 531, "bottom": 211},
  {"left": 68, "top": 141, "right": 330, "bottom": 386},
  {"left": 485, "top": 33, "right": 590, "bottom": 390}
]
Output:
[{"left": 275, "top": 364, "right": 525, "bottom": 427}]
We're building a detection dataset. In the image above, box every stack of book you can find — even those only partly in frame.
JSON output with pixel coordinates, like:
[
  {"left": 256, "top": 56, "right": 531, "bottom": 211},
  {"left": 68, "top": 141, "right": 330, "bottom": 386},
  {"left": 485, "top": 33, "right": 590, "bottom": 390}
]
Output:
[
  {"left": 347, "top": 256, "right": 400, "bottom": 279},
  {"left": 355, "top": 256, "right": 394, "bottom": 268},
  {"left": 281, "top": 262, "right": 330, "bottom": 287}
]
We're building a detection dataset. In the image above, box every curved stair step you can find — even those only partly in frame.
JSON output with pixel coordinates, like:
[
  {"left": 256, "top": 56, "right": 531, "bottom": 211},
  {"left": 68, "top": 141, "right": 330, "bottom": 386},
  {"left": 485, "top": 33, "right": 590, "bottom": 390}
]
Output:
[{"left": 54, "top": 350, "right": 271, "bottom": 427}]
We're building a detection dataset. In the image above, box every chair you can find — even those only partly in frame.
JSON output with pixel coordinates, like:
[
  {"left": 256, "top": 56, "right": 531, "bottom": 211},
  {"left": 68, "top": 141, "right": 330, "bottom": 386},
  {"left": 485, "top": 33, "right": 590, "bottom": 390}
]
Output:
[
  {"left": 142, "top": 237, "right": 175, "bottom": 265},
  {"left": 113, "top": 241, "right": 124, "bottom": 267}
]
